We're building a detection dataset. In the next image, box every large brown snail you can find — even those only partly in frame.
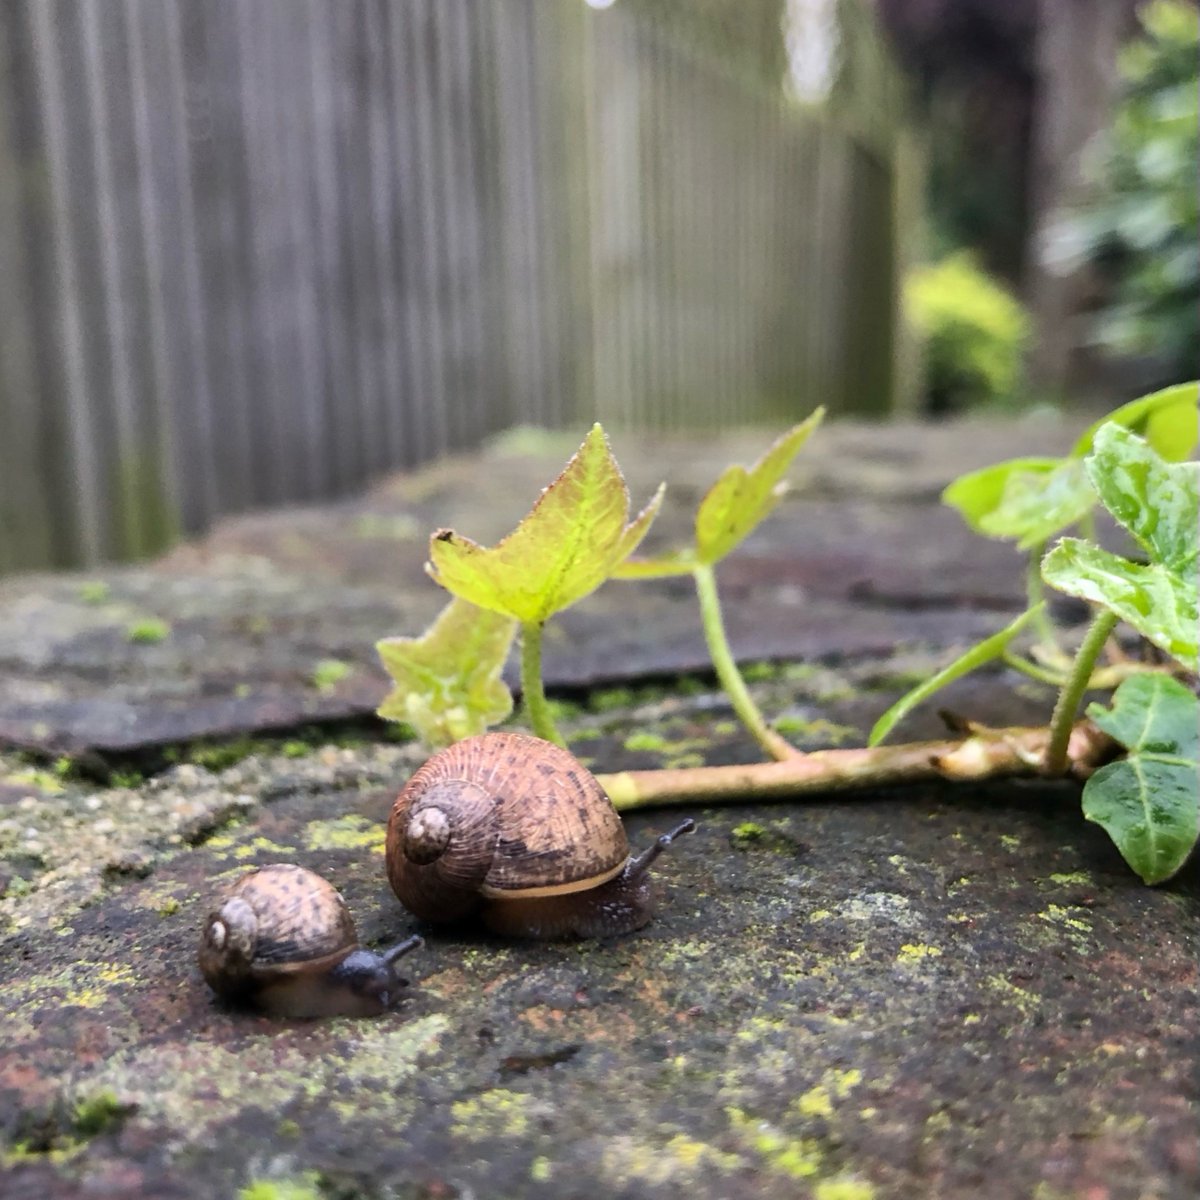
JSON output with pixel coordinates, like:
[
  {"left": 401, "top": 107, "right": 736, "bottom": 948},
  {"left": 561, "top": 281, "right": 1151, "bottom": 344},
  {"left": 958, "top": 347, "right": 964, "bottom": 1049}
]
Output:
[
  {"left": 198, "top": 863, "right": 422, "bottom": 1018},
  {"left": 385, "top": 732, "right": 694, "bottom": 939}
]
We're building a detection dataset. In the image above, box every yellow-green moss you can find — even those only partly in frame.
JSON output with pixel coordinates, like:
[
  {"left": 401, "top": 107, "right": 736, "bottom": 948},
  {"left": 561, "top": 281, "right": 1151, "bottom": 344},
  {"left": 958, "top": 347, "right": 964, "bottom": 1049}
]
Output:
[
  {"left": 773, "top": 715, "right": 857, "bottom": 744},
  {"left": 796, "top": 1069, "right": 864, "bottom": 1119},
  {"left": 731, "top": 822, "right": 766, "bottom": 845},
  {"left": 727, "top": 1108, "right": 824, "bottom": 1179},
  {"left": 304, "top": 815, "right": 386, "bottom": 854},
  {"left": 1037, "top": 904, "right": 1092, "bottom": 933},
  {"left": 4, "top": 769, "right": 64, "bottom": 794},
  {"left": 450, "top": 1088, "right": 535, "bottom": 1139},
  {"left": 310, "top": 659, "right": 352, "bottom": 692},
  {"left": 1047, "top": 871, "right": 1092, "bottom": 886},
  {"left": 895, "top": 943, "right": 942, "bottom": 966},
  {"left": 72, "top": 1089, "right": 128, "bottom": 1136},
  {"left": 127, "top": 618, "right": 170, "bottom": 644},
  {"left": 815, "top": 1179, "right": 876, "bottom": 1200},
  {"left": 239, "top": 1175, "right": 322, "bottom": 1200},
  {"left": 78, "top": 581, "right": 111, "bottom": 605},
  {"left": 602, "top": 1133, "right": 742, "bottom": 1187},
  {"left": 624, "top": 731, "right": 671, "bottom": 753}
]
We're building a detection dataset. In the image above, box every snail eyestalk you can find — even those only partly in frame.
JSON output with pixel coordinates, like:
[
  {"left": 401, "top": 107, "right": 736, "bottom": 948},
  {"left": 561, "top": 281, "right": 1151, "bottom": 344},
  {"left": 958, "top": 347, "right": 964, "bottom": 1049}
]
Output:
[
  {"left": 382, "top": 935, "right": 424, "bottom": 966},
  {"left": 628, "top": 818, "right": 696, "bottom": 877}
]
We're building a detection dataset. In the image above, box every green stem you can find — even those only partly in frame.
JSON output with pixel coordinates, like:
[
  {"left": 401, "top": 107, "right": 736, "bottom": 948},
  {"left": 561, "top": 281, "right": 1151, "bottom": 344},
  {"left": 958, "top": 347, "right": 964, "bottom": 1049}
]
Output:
[
  {"left": 693, "top": 563, "right": 799, "bottom": 761},
  {"left": 1001, "top": 651, "right": 1067, "bottom": 688},
  {"left": 1043, "top": 608, "right": 1119, "bottom": 775},
  {"left": 520, "top": 621, "right": 565, "bottom": 747},
  {"left": 1026, "top": 546, "right": 1059, "bottom": 649}
]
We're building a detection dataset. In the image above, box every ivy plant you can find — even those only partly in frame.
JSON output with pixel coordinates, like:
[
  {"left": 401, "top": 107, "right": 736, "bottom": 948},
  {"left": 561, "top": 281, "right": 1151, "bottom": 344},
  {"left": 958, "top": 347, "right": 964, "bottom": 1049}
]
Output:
[
  {"left": 399, "top": 424, "right": 663, "bottom": 747},
  {"left": 378, "top": 384, "right": 1200, "bottom": 886}
]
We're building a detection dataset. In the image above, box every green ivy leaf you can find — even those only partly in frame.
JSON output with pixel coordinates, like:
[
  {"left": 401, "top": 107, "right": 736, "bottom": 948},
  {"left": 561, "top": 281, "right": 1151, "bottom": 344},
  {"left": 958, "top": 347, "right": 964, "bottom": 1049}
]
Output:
[
  {"left": 868, "top": 605, "right": 1043, "bottom": 746},
  {"left": 1088, "top": 672, "right": 1199, "bottom": 759},
  {"left": 1072, "top": 381, "right": 1199, "bottom": 460},
  {"left": 693, "top": 411, "right": 824, "bottom": 565},
  {"left": 426, "top": 424, "right": 664, "bottom": 623},
  {"left": 942, "top": 383, "right": 1198, "bottom": 543},
  {"left": 941, "top": 457, "right": 1061, "bottom": 533},
  {"left": 1085, "top": 423, "right": 1199, "bottom": 571},
  {"left": 1082, "top": 674, "right": 1199, "bottom": 884},
  {"left": 976, "top": 459, "right": 1095, "bottom": 550},
  {"left": 376, "top": 597, "right": 517, "bottom": 747},
  {"left": 1041, "top": 539, "right": 1198, "bottom": 671}
]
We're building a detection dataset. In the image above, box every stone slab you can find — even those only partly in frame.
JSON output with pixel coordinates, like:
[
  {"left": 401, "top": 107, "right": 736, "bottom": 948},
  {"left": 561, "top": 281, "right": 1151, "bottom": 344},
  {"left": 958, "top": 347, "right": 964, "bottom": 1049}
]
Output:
[
  {"left": 0, "top": 683, "right": 1196, "bottom": 1200},
  {"left": 0, "top": 417, "right": 1078, "bottom": 759},
  {"left": 2, "top": 415, "right": 1194, "bottom": 1199}
]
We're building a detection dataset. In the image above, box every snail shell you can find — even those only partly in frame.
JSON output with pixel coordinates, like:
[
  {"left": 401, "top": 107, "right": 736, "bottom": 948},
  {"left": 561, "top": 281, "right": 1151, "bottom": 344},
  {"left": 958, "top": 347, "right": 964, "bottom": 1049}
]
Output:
[
  {"left": 386, "top": 732, "right": 693, "bottom": 939},
  {"left": 199, "top": 864, "right": 420, "bottom": 1017}
]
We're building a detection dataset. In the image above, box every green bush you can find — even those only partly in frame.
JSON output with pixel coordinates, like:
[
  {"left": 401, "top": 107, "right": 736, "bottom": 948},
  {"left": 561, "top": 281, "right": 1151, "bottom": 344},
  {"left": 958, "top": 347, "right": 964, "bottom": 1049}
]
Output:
[
  {"left": 904, "top": 252, "right": 1029, "bottom": 411},
  {"left": 1063, "top": 0, "right": 1199, "bottom": 378}
]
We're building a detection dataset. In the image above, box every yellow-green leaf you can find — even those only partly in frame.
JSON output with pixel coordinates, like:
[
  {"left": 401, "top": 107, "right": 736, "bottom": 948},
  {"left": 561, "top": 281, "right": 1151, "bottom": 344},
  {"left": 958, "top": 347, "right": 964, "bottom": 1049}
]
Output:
[
  {"left": 1072, "top": 381, "right": 1199, "bottom": 460},
  {"left": 976, "top": 459, "right": 1095, "bottom": 550},
  {"left": 425, "top": 424, "right": 664, "bottom": 623},
  {"left": 694, "top": 410, "right": 824, "bottom": 565},
  {"left": 942, "top": 457, "right": 1062, "bottom": 533},
  {"left": 376, "top": 598, "right": 516, "bottom": 748}
]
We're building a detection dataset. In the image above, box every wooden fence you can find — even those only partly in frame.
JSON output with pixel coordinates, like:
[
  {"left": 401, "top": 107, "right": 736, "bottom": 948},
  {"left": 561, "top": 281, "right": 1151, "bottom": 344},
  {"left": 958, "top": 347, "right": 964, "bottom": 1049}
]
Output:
[{"left": 0, "top": 0, "right": 911, "bottom": 574}]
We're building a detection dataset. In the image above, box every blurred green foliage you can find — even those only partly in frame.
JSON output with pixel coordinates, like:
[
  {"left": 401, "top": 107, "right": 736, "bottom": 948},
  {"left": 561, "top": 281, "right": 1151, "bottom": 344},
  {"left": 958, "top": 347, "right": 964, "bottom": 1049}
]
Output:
[
  {"left": 1066, "top": 0, "right": 1199, "bottom": 378},
  {"left": 904, "top": 252, "right": 1029, "bottom": 411}
]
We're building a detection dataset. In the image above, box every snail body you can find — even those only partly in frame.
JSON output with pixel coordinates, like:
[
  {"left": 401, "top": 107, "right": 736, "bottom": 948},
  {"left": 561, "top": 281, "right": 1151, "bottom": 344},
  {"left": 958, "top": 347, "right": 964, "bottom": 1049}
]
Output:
[
  {"left": 198, "top": 864, "right": 422, "bottom": 1018},
  {"left": 386, "top": 732, "right": 694, "bottom": 939}
]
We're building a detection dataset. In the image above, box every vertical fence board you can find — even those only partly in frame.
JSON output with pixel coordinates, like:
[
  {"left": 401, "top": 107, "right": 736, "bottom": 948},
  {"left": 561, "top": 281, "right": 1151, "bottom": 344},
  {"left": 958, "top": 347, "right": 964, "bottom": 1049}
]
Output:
[{"left": 0, "top": 0, "right": 908, "bottom": 574}]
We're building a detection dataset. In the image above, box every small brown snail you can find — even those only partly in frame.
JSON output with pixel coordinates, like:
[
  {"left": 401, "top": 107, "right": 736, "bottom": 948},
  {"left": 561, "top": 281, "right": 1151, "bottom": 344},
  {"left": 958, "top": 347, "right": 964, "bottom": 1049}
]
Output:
[
  {"left": 198, "top": 863, "right": 422, "bottom": 1018},
  {"left": 385, "top": 732, "right": 694, "bottom": 939}
]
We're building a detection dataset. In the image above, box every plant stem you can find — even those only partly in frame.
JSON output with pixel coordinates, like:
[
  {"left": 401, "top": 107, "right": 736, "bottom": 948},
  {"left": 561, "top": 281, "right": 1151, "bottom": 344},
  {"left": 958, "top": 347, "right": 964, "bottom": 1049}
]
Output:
[
  {"left": 692, "top": 562, "right": 799, "bottom": 761},
  {"left": 598, "top": 720, "right": 1114, "bottom": 811},
  {"left": 1043, "top": 608, "right": 1119, "bottom": 775},
  {"left": 520, "top": 621, "right": 565, "bottom": 747},
  {"left": 1027, "top": 546, "right": 1060, "bottom": 649},
  {"left": 1001, "top": 651, "right": 1066, "bottom": 688}
]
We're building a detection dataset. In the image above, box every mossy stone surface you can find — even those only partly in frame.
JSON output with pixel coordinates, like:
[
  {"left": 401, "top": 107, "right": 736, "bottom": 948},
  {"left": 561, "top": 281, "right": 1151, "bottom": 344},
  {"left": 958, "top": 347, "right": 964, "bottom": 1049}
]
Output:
[{"left": 0, "top": 419, "right": 1196, "bottom": 1198}]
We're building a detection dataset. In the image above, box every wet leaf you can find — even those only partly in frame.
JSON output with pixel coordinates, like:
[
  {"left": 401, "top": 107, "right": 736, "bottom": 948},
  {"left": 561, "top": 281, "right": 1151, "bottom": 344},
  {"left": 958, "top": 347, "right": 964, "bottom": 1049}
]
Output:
[
  {"left": 869, "top": 606, "right": 1043, "bottom": 746},
  {"left": 426, "top": 424, "right": 664, "bottom": 622},
  {"left": 1041, "top": 539, "right": 1198, "bottom": 671},
  {"left": 975, "top": 459, "right": 1096, "bottom": 550},
  {"left": 1085, "top": 422, "right": 1199, "bottom": 571},
  {"left": 941, "top": 457, "right": 1061, "bottom": 534},
  {"left": 1072, "top": 381, "right": 1199, "bottom": 460},
  {"left": 943, "top": 383, "right": 1198, "bottom": 542},
  {"left": 376, "top": 598, "right": 517, "bottom": 747},
  {"left": 1083, "top": 674, "right": 1199, "bottom": 884}
]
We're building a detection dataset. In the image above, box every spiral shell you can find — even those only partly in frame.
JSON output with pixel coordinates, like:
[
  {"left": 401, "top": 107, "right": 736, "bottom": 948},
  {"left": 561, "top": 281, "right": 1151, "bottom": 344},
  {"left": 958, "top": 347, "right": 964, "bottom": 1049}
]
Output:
[
  {"left": 198, "top": 864, "right": 358, "bottom": 998},
  {"left": 385, "top": 732, "right": 630, "bottom": 922}
]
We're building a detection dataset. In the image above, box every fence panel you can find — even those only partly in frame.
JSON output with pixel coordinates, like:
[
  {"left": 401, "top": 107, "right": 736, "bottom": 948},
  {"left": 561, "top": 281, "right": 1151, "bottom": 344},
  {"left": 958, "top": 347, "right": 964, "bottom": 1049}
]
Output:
[{"left": 0, "top": 0, "right": 908, "bottom": 573}]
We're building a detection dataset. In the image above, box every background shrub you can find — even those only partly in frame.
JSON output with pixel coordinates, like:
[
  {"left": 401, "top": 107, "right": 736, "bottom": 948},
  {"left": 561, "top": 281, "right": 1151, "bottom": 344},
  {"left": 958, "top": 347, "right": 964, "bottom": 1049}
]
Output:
[{"left": 904, "top": 252, "right": 1030, "bottom": 412}]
